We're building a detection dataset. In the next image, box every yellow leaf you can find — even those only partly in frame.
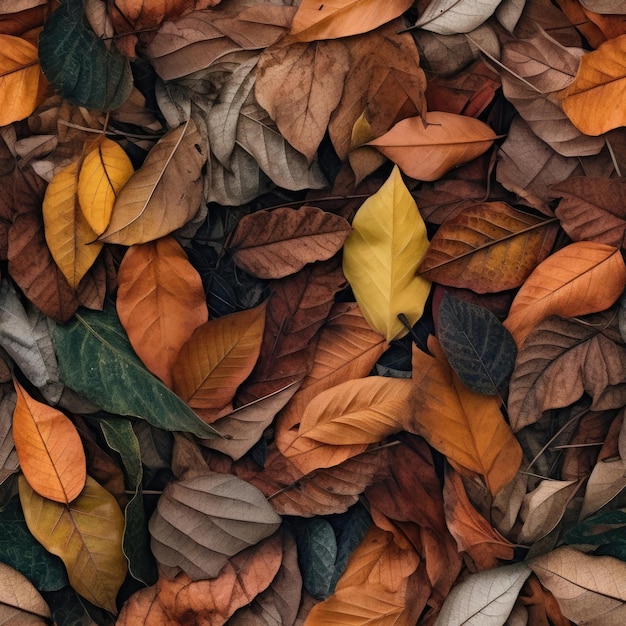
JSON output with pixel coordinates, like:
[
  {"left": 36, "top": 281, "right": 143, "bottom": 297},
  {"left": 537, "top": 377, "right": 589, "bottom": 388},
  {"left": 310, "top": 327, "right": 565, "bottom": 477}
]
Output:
[
  {"left": 342, "top": 165, "right": 431, "bottom": 341},
  {"left": 42, "top": 160, "right": 103, "bottom": 290},
  {"left": 557, "top": 34, "right": 626, "bottom": 136},
  {"left": 12, "top": 379, "right": 86, "bottom": 504},
  {"left": 0, "top": 34, "right": 47, "bottom": 126},
  {"left": 19, "top": 475, "right": 127, "bottom": 614},
  {"left": 78, "top": 137, "right": 134, "bottom": 235}
]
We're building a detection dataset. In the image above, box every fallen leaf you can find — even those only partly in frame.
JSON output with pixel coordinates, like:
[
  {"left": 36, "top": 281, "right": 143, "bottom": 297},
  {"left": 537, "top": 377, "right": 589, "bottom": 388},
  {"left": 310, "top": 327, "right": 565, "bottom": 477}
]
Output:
[
  {"left": 148, "top": 472, "right": 281, "bottom": 579},
  {"left": 116, "top": 236, "right": 208, "bottom": 388},
  {"left": 342, "top": 165, "right": 431, "bottom": 341},
  {"left": 0, "top": 561, "right": 51, "bottom": 624},
  {"left": 368, "top": 112, "right": 496, "bottom": 182},
  {"left": 557, "top": 34, "right": 626, "bottom": 135},
  {"left": 12, "top": 379, "right": 86, "bottom": 504},
  {"left": 19, "top": 475, "right": 127, "bottom": 614},
  {"left": 99, "top": 119, "right": 206, "bottom": 245},
  {"left": 228, "top": 206, "right": 351, "bottom": 279},
  {"left": 414, "top": 0, "right": 504, "bottom": 34},
  {"left": 561, "top": 507, "right": 626, "bottom": 561},
  {"left": 288, "top": 0, "right": 413, "bottom": 41},
  {"left": 172, "top": 303, "right": 266, "bottom": 422},
  {"left": 503, "top": 241, "right": 626, "bottom": 346},
  {"left": 579, "top": 458, "right": 626, "bottom": 520}
]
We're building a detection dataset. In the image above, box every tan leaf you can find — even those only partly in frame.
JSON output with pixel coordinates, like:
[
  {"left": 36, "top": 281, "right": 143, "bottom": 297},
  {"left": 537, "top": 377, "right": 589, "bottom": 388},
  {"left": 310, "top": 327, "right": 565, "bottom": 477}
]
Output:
[{"left": 0, "top": 562, "right": 51, "bottom": 624}]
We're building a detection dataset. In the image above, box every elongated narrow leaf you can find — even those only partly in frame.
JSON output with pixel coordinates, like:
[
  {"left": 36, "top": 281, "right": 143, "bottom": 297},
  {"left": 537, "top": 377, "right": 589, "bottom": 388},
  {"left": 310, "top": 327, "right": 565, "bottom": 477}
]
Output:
[
  {"left": 437, "top": 293, "right": 517, "bottom": 395},
  {"left": 368, "top": 112, "right": 496, "bottom": 182},
  {"left": 117, "top": 237, "right": 208, "bottom": 388},
  {"left": 12, "top": 379, "right": 86, "bottom": 504},
  {"left": 98, "top": 120, "right": 206, "bottom": 245},
  {"left": 229, "top": 206, "right": 351, "bottom": 279},
  {"left": 77, "top": 137, "right": 134, "bottom": 235},
  {"left": 0, "top": 561, "right": 51, "bottom": 624},
  {"left": 38, "top": 0, "right": 132, "bottom": 111},
  {"left": 342, "top": 165, "right": 431, "bottom": 341},
  {"left": 417, "top": 202, "right": 559, "bottom": 292},
  {"left": 503, "top": 242, "right": 626, "bottom": 346},
  {"left": 19, "top": 475, "right": 127, "bottom": 614},
  {"left": 149, "top": 472, "right": 281, "bottom": 580},
  {"left": 53, "top": 307, "right": 219, "bottom": 439},
  {"left": 172, "top": 303, "right": 266, "bottom": 422}
]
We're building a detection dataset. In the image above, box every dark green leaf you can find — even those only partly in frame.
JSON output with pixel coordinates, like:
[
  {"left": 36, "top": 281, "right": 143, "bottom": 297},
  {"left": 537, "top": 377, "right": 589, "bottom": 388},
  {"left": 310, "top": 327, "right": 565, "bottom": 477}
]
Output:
[
  {"left": 38, "top": 0, "right": 132, "bottom": 111},
  {"left": 53, "top": 306, "right": 219, "bottom": 439},
  {"left": 100, "top": 418, "right": 157, "bottom": 586},
  {"left": 560, "top": 508, "right": 626, "bottom": 561},
  {"left": 437, "top": 292, "right": 517, "bottom": 394},
  {"left": 0, "top": 497, "right": 67, "bottom": 591},
  {"left": 44, "top": 586, "right": 105, "bottom": 626},
  {"left": 292, "top": 517, "right": 337, "bottom": 600}
]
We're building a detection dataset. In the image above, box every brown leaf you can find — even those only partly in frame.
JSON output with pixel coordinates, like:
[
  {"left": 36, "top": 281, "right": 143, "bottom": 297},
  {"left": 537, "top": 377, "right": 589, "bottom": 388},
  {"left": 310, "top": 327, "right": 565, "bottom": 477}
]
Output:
[
  {"left": 508, "top": 310, "right": 626, "bottom": 431},
  {"left": 0, "top": 561, "right": 51, "bottom": 624},
  {"left": 503, "top": 242, "right": 626, "bottom": 346},
  {"left": 255, "top": 40, "right": 350, "bottom": 163},
  {"left": 228, "top": 206, "right": 351, "bottom": 279},
  {"left": 551, "top": 177, "right": 626, "bottom": 247},
  {"left": 117, "top": 236, "right": 208, "bottom": 388},
  {"left": 443, "top": 466, "right": 516, "bottom": 571},
  {"left": 417, "top": 202, "right": 559, "bottom": 293}
]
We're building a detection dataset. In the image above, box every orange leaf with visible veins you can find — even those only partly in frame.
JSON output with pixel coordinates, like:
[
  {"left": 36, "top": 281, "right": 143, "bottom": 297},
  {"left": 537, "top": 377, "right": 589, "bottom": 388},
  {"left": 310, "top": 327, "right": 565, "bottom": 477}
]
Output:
[{"left": 12, "top": 379, "right": 86, "bottom": 504}]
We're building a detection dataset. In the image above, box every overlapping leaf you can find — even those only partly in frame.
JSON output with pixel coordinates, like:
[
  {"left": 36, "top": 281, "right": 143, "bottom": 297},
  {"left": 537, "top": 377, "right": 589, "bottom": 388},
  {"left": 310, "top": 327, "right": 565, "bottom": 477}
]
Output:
[
  {"left": 0, "top": 561, "right": 51, "bottom": 624},
  {"left": 414, "top": 0, "right": 505, "bottom": 34}
]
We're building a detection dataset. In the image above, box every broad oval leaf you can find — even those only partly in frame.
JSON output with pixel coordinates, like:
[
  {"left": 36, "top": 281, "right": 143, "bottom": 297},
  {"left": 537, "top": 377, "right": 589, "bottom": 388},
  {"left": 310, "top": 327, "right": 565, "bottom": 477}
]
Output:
[
  {"left": 172, "top": 303, "right": 266, "bottom": 422},
  {"left": 503, "top": 242, "right": 626, "bottom": 346},
  {"left": 368, "top": 112, "right": 496, "bottom": 182},
  {"left": 437, "top": 293, "right": 518, "bottom": 395},
  {"left": 415, "top": 0, "right": 504, "bottom": 34},
  {"left": 149, "top": 472, "right": 281, "bottom": 580},
  {"left": 98, "top": 119, "right": 206, "bottom": 245},
  {"left": 229, "top": 206, "right": 351, "bottom": 279},
  {"left": 418, "top": 202, "right": 559, "bottom": 293},
  {"left": 558, "top": 35, "right": 626, "bottom": 135},
  {"left": 435, "top": 561, "right": 531, "bottom": 625},
  {"left": 0, "top": 34, "right": 45, "bottom": 126},
  {"left": 342, "top": 165, "right": 431, "bottom": 341},
  {"left": 288, "top": 0, "right": 413, "bottom": 41},
  {"left": 77, "top": 137, "right": 134, "bottom": 236},
  {"left": 53, "top": 306, "right": 220, "bottom": 439},
  {"left": 12, "top": 379, "right": 86, "bottom": 504},
  {"left": 42, "top": 160, "right": 103, "bottom": 290},
  {"left": 38, "top": 0, "right": 132, "bottom": 111},
  {"left": 19, "top": 475, "right": 127, "bottom": 614},
  {"left": 117, "top": 237, "right": 208, "bottom": 388},
  {"left": 0, "top": 561, "right": 51, "bottom": 624}
]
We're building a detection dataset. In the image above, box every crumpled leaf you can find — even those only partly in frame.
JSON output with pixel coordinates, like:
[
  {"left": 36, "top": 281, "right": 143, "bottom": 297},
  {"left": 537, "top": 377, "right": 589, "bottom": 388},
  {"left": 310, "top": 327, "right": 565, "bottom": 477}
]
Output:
[
  {"left": 414, "top": 0, "right": 504, "bottom": 35},
  {"left": 503, "top": 241, "right": 626, "bottom": 346},
  {"left": 342, "top": 165, "right": 431, "bottom": 341},
  {"left": 148, "top": 472, "right": 281, "bottom": 580},
  {"left": 288, "top": 0, "right": 413, "bottom": 41},
  {"left": 116, "top": 236, "right": 208, "bottom": 388},
  {"left": 229, "top": 206, "right": 351, "bottom": 280},
  {"left": 437, "top": 292, "right": 518, "bottom": 395},
  {"left": 418, "top": 202, "right": 559, "bottom": 293},
  {"left": 38, "top": 0, "right": 133, "bottom": 111},
  {"left": 19, "top": 475, "right": 127, "bottom": 614},
  {"left": 99, "top": 119, "right": 207, "bottom": 245},
  {"left": 368, "top": 112, "right": 496, "bottom": 182},
  {"left": 0, "top": 561, "right": 51, "bottom": 624},
  {"left": 12, "top": 379, "right": 86, "bottom": 504},
  {"left": 557, "top": 34, "right": 626, "bottom": 135}
]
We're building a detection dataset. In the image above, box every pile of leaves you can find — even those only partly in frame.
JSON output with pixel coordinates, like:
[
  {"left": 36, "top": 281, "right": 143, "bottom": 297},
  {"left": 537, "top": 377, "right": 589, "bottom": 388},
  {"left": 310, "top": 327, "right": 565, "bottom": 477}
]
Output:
[{"left": 0, "top": 0, "right": 625, "bottom": 624}]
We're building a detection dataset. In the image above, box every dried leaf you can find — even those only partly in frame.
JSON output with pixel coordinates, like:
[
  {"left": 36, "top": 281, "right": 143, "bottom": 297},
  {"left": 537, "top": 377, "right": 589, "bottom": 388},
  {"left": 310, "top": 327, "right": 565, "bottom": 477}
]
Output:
[
  {"left": 229, "top": 206, "right": 351, "bottom": 280},
  {"left": 579, "top": 458, "right": 626, "bottom": 520},
  {"left": 414, "top": 0, "right": 504, "bottom": 34},
  {"left": 503, "top": 242, "right": 626, "bottom": 346},
  {"left": 0, "top": 561, "right": 51, "bottom": 624},
  {"left": 368, "top": 112, "right": 496, "bottom": 182},
  {"left": 116, "top": 237, "right": 208, "bottom": 388}
]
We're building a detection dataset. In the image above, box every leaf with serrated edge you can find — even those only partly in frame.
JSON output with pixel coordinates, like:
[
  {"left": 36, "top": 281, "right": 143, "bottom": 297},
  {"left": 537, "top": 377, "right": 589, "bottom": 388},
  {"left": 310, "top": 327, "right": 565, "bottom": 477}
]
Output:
[{"left": 19, "top": 475, "right": 127, "bottom": 614}]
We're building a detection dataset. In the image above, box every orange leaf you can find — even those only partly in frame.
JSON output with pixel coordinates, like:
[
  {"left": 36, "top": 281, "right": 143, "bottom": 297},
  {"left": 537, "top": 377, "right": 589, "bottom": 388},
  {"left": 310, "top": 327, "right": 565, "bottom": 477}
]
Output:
[
  {"left": 172, "top": 303, "right": 266, "bottom": 422},
  {"left": 367, "top": 111, "right": 496, "bottom": 182},
  {"left": 12, "top": 379, "right": 86, "bottom": 504},
  {"left": 116, "top": 237, "right": 208, "bottom": 388},
  {"left": 503, "top": 241, "right": 626, "bottom": 346}
]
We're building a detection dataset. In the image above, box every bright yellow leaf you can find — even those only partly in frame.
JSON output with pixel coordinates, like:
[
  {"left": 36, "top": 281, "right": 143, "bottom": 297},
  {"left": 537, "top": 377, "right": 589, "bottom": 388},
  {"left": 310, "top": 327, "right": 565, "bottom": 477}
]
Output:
[
  {"left": 78, "top": 137, "right": 134, "bottom": 235},
  {"left": 0, "top": 34, "right": 47, "bottom": 126},
  {"left": 342, "top": 165, "right": 431, "bottom": 341},
  {"left": 42, "top": 160, "right": 103, "bottom": 289}
]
